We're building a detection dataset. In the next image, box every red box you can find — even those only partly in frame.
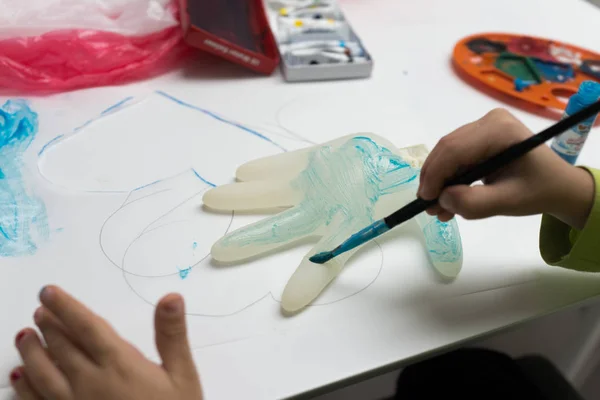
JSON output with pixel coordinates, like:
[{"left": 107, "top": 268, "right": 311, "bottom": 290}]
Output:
[{"left": 179, "top": 0, "right": 280, "bottom": 74}]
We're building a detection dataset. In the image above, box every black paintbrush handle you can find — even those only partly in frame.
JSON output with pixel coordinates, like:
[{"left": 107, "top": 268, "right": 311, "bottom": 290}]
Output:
[
  {"left": 384, "top": 197, "right": 437, "bottom": 227},
  {"left": 384, "top": 99, "right": 600, "bottom": 229}
]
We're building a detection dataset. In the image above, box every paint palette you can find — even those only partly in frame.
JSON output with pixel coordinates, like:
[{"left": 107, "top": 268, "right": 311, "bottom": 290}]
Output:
[{"left": 453, "top": 33, "right": 600, "bottom": 110}]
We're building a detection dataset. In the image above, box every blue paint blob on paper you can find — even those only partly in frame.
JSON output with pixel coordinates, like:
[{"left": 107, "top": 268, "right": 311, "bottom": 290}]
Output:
[
  {"left": 178, "top": 266, "right": 192, "bottom": 279},
  {"left": 0, "top": 99, "right": 49, "bottom": 257},
  {"left": 192, "top": 242, "right": 198, "bottom": 250}
]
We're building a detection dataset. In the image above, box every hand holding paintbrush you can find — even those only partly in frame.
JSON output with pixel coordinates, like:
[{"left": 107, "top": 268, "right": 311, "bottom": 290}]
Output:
[
  {"left": 311, "top": 101, "right": 600, "bottom": 264},
  {"left": 418, "top": 108, "right": 595, "bottom": 230}
]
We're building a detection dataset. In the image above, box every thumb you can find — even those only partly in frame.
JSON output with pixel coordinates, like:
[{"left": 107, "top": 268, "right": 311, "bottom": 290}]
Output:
[
  {"left": 154, "top": 294, "right": 197, "bottom": 380},
  {"left": 439, "top": 184, "right": 513, "bottom": 220}
]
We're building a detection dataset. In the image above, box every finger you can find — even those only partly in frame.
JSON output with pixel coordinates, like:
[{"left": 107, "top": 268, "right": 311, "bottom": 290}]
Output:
[
  {"left": 419, "top": 108, "right": 528, "bottom": 200},
  {"left": 10, "top": 367, "right": 43, "bottom": 400},
  {"left": 418, "top": 121, "right": 478, "bottom": 200},
  {"left": 418, "top": 127, "right": 467, "bottom": 197},
  {"left": 38, "top": 286, "right": 120, "bottom": 364},
  {"left": 235, "top": 133, "right": 395, "bottom": 182},
  {"left": 154, "top": 294, "right": 198, "bottom": 383},
  {"left": 426, "top": 204, "right": 443, "bottom": 216},
  {"left": 437, "top": 210, "right": 455, "bottom": 222},
  {"left": 281, "top": 220, "right": 361, "bottom": 313},
  {"left": 202, "top": 180, "right": 301, "bottom": 211},
  {"left": 211, "top": 206, "right": 320, "bottom": 262},
  {"left": 15, "top": 328, "right": 71, "bottom": 399},
  {"left": 236, "top": 148, "right": 312, "bottom": 182},
  {"left": 439, "top": 182, "right": 520, "bottom": 220},
  {"left": 34, "top": 307, "right": 95, "bottom": 379},
  {"left": 415, "top": 213, "right": 462, "bottom": 279}
]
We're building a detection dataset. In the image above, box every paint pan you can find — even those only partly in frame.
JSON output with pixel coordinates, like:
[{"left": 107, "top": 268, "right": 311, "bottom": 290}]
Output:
[{"left": 263, "top": 0, "right": 373, "bottom": 82}]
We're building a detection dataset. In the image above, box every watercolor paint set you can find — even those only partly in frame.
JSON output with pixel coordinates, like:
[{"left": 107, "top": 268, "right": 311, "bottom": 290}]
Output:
[
  {"left": 453, "top": 33, "right": 600, "bottom": 110},
  {"left": 263, "top": 0, "right": 373, "bottom": 82}
]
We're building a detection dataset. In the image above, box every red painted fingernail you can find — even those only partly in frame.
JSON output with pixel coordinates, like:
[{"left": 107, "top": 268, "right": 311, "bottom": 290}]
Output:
[
  {"left": 15, "top": 330, "right": 27, "bottom": 347},
  {"left": 10, "top": 369, "right": 21, "bottom": 382}
]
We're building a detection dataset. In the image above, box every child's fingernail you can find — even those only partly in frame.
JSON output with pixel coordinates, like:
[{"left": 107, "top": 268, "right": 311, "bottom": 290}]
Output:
[
  {"left": 15, "top": 330, "right": 27, "bottom": 347},
  {"left": 33, "top": 307, "right": 43, "bottom": 324},
  {"left": 439, "top": 193, "right": 454, "bottom": 212},
  {"left": 39, "top": 285, "right": 53, "bottom": 302},
  {"left": 162, "top": 298, "right": 182, "bottom": 314},
  {"left": 10, "top": 369, "right": 21, "bottom": 382}
]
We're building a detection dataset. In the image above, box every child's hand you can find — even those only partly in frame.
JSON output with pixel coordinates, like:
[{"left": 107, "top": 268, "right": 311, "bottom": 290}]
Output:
[
  {"left": 11, "top": 286, "right": 203, "bottom": 400},
  {"left": 418, "top": 108, "right": 595, "bottom": 230}
]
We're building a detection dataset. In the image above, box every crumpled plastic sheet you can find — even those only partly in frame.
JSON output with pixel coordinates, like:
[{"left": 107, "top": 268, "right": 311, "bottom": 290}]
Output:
[{"left": 0, "top": 0, "right": 189, "bottom": 93}]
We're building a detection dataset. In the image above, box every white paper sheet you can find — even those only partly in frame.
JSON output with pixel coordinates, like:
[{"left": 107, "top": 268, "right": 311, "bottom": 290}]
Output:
[{"left": 2, "top": 1, "right": 600, "bottom": 393}]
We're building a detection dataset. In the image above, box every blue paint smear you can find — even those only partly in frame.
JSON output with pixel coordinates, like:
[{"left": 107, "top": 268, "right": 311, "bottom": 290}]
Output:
[
  {"left": 221, "top": 136, "right": 418, "bottom": 247},
  {"left": 422, "top": 218, "right": 462, "bottom": 263},
  {"left": 0, "top": 99, "right": 49, "bottom": 257},
  {"left": 155, "top": 90, "right": 286, "bottom": 152},
  {"left": 178, "top": 266, "right": 192, "bottom": 279},
  {"left": 216, "top": 135, "right": 462, "bottom": 269},
  {"left": 192, "top": 241, "right": 198, "bottom": 250}
]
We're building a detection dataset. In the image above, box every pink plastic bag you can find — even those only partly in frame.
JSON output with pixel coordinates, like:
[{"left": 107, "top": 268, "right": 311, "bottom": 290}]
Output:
[{"left": 0, "top": 0, "right": 188, "bottom": 93}]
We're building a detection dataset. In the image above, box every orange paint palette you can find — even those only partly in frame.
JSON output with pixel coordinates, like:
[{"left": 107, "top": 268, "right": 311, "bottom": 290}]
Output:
[{"left": 453, "top": 33, "right": 600, "bottom": 110}]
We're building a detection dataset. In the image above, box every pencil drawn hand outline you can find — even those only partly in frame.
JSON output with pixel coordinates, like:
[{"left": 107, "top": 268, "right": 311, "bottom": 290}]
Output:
[{"left": 203, "top": 133, "right": 463, "bottom": 313}]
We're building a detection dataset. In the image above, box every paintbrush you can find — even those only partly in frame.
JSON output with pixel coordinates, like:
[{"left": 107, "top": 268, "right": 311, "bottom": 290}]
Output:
[{"left": 310, "top": 99, "right": 600, "bottom": 264}]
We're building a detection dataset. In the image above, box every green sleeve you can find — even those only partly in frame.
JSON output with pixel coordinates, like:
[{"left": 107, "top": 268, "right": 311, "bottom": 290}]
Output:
[{"left": 539, "top": 167, "right": 600, "bottom": 272}]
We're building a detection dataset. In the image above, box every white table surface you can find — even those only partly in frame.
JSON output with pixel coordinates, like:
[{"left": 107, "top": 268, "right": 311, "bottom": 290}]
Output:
[{"left": 2, "top": 0, "right": 600, "bottom": 399}]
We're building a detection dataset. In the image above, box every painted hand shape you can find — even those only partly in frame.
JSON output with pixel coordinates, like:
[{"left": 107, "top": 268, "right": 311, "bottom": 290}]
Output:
[{"left": 203, "top": 133, "right": 463, "bottom": 312}]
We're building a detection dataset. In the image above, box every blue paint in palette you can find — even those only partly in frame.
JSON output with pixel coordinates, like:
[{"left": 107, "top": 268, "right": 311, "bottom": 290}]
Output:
[{"left": 0, "top": 100, "right": 49, "bottom": 257}]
